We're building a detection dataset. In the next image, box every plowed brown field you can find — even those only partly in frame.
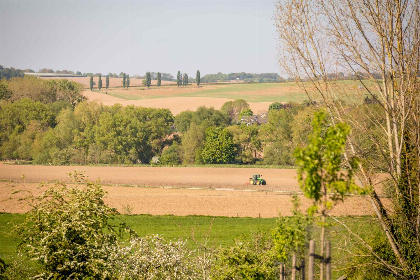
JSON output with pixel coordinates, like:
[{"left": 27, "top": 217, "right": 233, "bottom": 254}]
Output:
[{"left": 0, "top": 164, "right": 384, "bottom": 217}]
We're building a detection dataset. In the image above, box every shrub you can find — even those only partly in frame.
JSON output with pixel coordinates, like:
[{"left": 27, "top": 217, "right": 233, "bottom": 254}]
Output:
[
  {"left": 160, "top": 143, "right": 182, "bottom": 165},
  {"left": 113, "top": 235, "right": 211, "bottom": 279},
  {"left": 211, "top": 232, "right": 278, "bottom": 280},
  {"left": 15, "top": 172, "right": 125, "bottom": 279}
]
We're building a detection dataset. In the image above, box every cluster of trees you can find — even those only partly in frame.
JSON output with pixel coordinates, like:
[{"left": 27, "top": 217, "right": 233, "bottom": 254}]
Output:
[
  {"left": 0, "top": 65, "right": 25, "bottom": 80},
  {"left": 37, "top": 68, "right": 83, "bottom": 75},
  {"left": 2, "top": 86, "right": 383, "bottom": 169},
  {"left": 0, "top": 100, "right": 174, "bottom": 165},
  {"left": 0, "top": 76, "right": 84, "bottom": 105},
  {"left": 201, "top": 72, "right": 284, "bottom": 83}
]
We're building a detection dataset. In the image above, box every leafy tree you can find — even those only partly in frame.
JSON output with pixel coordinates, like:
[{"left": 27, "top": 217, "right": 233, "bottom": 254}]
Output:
[
  {"left": 174, "top": 110, "right": 194, "bottom": 133},
  {"left": 212, "top": 232, "right": 277, "bottom": 279},
  {"left": 201, "top": 127, "right": 235, "bottom": 164},
  {"left": 146, "top": 72, "right": 151, "bottom": 88},
  {"left": 272, "top": 195, "right": 312, "bottom": 263},
  {"left": 0, "top": 65, "right": 24, "bottom": 80},
  {"left": 196, "top": 70, "right": 201, "bottom": 87},
  {"left": 98, "top": 74, "right": 102, "bottom": 90},
  {"left": 0, "top": 80, "right": 11, "bottom": 100},
  {"left": 276, "top": 0, "right": 420, "bottom": 276},
  {"left": 160, "top": 143, "right": 182, "bottom": 165},
  {"left": 220, "top": 99, "right": 250, "bottom": 124},
  {"left": 106, "top": 75, "right": 109, "bottom": 89},
  {"left": 177, "top": 71, "right": 181, "bottom": 87},
  {"left": 181, "top": 122, "right": 206, "bottom": 164},
  {"left": 183, "top": 73, "right": 188, "bottom": 86},
  {"left": 191, "top": 106, "right": 230, "bottom": 129},
  {"left": 15, "top": 173, "right": 124, "bottom": 279},
  {"left": 122, "top": 73, "right": 126, "bottom": 89},
  {"left": 157, "top": 72, "right": 161, "bottom": 87},
  {"left": 226, "top": 125, "right": 260, "bottom": 164},
  {"left": 294, "top": 110, "right": 359, "bottom": 279},
  {"left": 269, "top": 102, "right": 283, "bottom": 111},
  {"left": 89, "top": 75, "right": 93, "bottom": 91},
  {"left": 239, "top": 108, "right": 253, "bottom": 118}
]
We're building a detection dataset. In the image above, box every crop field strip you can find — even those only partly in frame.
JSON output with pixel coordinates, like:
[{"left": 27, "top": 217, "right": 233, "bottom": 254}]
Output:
[{"left": 0, "top": 164, "right": 389, "bottom": 218}]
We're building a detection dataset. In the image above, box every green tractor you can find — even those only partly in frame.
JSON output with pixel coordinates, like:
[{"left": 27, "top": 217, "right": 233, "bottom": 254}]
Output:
[{"left": 249, "top": 174, "right": 266, "bottom": 185}]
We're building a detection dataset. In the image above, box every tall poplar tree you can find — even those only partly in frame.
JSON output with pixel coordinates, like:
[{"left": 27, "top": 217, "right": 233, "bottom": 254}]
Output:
[
  {"left": 106, "top": 75, "right": 109, "bottom": 89},
  {"left": 183, "top": 73, "right": 188, "bottom": 86},
  {"left": 122, "top": 73, "right": 126, "bottom": 89},
  {"left": 177, "top": 71, "right": 181, "bottom": 87},
  {"left": 98, "top": 74, "right": 102, "bottom": 91},
  {"left": 196, "top": 70, "right": 200, "bottom": 87},
  {"left": 126, "top": 74, "right": 130, "bottom": 88},
  {"left": 145, "top": 72, "right": 151, "bottom": 88},
  {"left": 157, "top": 72, "right": 161, "bottom": 87},
  {"left": 89, "top": 75, "right": 93, "bottom": 91}
]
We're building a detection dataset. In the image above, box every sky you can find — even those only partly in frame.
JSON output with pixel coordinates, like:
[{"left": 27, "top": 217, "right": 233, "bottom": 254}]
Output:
[{"left": 0, "top": 0, "right": 279, "bottom": 77}]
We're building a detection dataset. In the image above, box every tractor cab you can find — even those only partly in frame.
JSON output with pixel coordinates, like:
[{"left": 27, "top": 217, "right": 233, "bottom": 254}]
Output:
[{"left": 249, "top": 174, "right": 266, "bottom": 185}]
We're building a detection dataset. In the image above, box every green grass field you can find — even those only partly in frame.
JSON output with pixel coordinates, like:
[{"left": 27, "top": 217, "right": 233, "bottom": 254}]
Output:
[
  {"left": 0, "top": 212, "right": 383, "bottom": 279},
  {"left": 99, "top": 80, "right": 373, "bottom": 104}
]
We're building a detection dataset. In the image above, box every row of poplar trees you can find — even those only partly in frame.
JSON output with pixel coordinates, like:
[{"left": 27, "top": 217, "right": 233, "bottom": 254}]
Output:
[
  {"left": 89, "top": 70, "right": 201, "bottom": 91},
  {"left": 176, "top": 70, "right": 201, "bottom": 87}
]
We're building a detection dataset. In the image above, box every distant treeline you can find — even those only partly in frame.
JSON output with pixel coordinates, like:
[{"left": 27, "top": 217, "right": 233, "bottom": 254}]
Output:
[
  {"left": 0, "top": 65, "right": 25, "bottom": 80},
  {"left": 201, "top": 72, "right": 284, "bottom": 83}
]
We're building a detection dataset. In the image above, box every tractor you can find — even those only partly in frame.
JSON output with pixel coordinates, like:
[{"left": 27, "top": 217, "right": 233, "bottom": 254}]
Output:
[{"left": 249, "top": 174, "right": 266, "bottom": 185}]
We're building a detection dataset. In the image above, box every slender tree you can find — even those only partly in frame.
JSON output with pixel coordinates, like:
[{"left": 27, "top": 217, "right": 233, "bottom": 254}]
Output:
[
  {"left": 183, "top": 73, "right": 188, "bottom": 86},
  {"left": 157, "top": 72, "right": 161, "bottom": 87},
  {"left": 196, "top": 70, "right": 200, "bottom": 87},
  {"left": 98, "top": 74, "right": 102, "bottom": 91},
  {"left": 276, "top": 0, "right": 420, "bottom": 277},
  {"left": 106, "top": 75, "right": 109, "bottom": 89},
  {"left": 126, "top": 74, "right": 130, "bottom": 88},
  {"left": 177, "top": 71, "right": 181, "bottom": 87},
  {"left": 145, "top": 72, "right": 151, "bottom": 88},
  {"left": 89, "top": 75, "right": 93, "bottom": 91},
  {"left": 122, "top": 73, "right": 126, "bottom": 89}
]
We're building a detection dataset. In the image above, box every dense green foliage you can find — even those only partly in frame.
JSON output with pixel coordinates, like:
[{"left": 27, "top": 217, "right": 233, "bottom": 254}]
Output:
[
  {"left": 212, "top": 232, "right": 278, "bottom": 279},
  {"left": 0, "top": 87, "right": 388, "bottom": 169},
  {"left": 0, "top": 99, "right": 174, "bottom": 164},
  {"left": 89, "top": 75, "right": 93, "bottom": 91},
  {"left": 201, "top": 127, "right": 235, "bottom": 164},
  {"left": 0, "top": 65, "right": 24, "bottom": 80},
  {"left": 183, "top": 73, "right": 188, "bottom": 86},
  {"left": 15, "top": 173, "right": 124, "bottom": 279},
  {"left": 122, "top": 73, "right": 126, "bottom": 88},
  {"left": 106, "top": 75, "right": 109, "bottom": 89},
  {"left": 4, "top": 76, "right": 84, "bottom": 104}
]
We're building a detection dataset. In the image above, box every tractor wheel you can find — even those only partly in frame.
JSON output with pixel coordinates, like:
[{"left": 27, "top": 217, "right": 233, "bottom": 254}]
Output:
[
  {"left": 262, "top": 181, "right": 266, "bottom": 185},
  {"left": 257, "top": 181, "right": 261, "bottom": 185}
]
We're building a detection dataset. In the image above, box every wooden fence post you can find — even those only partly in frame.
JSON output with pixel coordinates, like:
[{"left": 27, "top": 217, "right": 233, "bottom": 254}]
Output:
[
  {"left": 301, "top": 259, "right": 305, "bottom": 280},
  {"left": 280, "top": 263, "right": 285, "bottom": 280},
  {"left": 308, "top": 240, "right": 315, "bottom": 280},
  {"left": 292, "top": 254, "right": 297, "bottom": 280},
  {"left": 326, "top": 241, "right": 331, "bottom": 280}
]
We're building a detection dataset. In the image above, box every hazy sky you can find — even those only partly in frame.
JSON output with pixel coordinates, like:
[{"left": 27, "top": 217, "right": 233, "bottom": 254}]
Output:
[{"left": 0, "top": 0, "right": 279, "bottom": 77}]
